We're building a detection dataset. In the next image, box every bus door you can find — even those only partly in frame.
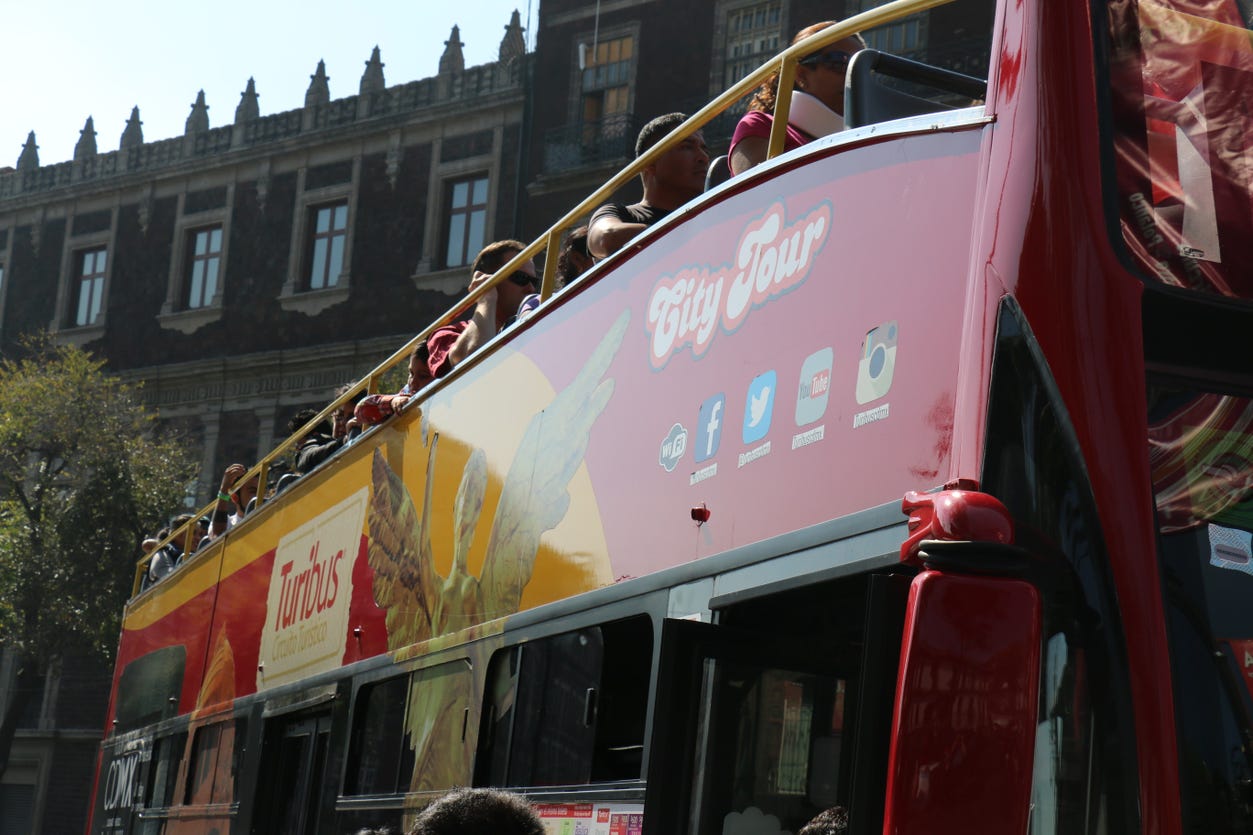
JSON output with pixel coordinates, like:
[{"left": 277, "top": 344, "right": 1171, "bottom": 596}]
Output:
[
  {"left": 645, "top": 573, "right": 909, "bottom": 835},
  {"left": 251, "top": 710, "right": 333, "bottom": 835}
]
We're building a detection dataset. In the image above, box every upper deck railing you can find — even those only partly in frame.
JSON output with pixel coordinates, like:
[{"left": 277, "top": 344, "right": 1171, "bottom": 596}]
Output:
[{"left": 132, "top": 0, "right": 960, "bottom": 595}]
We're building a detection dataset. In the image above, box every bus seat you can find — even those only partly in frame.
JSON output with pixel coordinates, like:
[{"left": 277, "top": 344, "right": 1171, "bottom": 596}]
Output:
[
  {"left": 276, "top": 472, "right": 300, "bottom": 494},
  {"left": 706, "top": 155, "right": 732, "bottom": 191},
  {"left": 844, "top": 49, "right": 987, "bottom": 130}
]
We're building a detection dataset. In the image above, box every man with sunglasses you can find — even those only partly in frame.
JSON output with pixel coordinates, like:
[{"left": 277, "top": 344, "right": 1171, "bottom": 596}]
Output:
[
  {"left": 729, "top": 24, "right": 866, "bottom": 175},
  {"left": 427, "top": 239, "right": 539, "bottom": 378}
]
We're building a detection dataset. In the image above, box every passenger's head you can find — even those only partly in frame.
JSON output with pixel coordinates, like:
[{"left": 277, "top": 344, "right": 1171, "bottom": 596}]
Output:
[
  {"left": 471, "top": 239, "right": 537, "bottom": 321},
  {"left": 749, "top": 22, "right": 865, "bottom": 116},
  {"left": 636, "top": 113, "right": 709, "bottom": 208},
  {"left": 333, "top": 383, "right": 364, "bottom": 437},
  {"left": 407, "top": 788, "right": 543, "bottom": 835},
  {"left": 288, "top": 407, "right": 331, "bottom": 438},
  {"left": 557, "top": 226, "right": 592, "bottom": 286},
  {"left": 406, "top": 344, "right": 433, "bottom": 393},
  {"left": 169, "top": 513, "right": 197, "bottom": 553},
  {"left": 799, "top": 805, "right": 849, "bottom": 835}
]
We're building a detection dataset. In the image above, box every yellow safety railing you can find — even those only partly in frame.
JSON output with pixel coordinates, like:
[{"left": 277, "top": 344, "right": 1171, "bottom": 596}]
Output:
[{"left": 132, "top": 0, "right": 956, "bottom": 595}]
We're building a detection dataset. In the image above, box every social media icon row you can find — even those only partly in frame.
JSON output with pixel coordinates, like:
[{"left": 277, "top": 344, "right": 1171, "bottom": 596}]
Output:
[{"left": 663, "top": 322, "right": 897, "bottom": 470}]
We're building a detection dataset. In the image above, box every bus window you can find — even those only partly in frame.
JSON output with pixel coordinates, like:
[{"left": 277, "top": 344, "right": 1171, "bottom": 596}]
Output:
[
  {"left": 475, "top": 615, "right": 652, "bottom": 788},
  {"left": 183, "top": 717, "right": 244, "bottom": 807},
  {"left": 982, "top": 301, "right": 1139, "bottom": 833},
  {"left": 147, "top": 731, "right": 187, "bottom": 810},
  {"left": 1106, "top": 1, "right": 1253, "bottom": 299},
  {"left": 1147, "top": 385, "right": 1253, "bottom": 835},
  {"left": 646, "top": 576, "right": 899, "bottom": 835},
  {"left": 344, "top": 674, "right": 414, "bottom": 796},
  {"left": 252, "top": 712, "right": 333, "bottom": 835},
  {"left": 115, "top": 646, "right": 185, "bottom": 732},
  {"left": 405, "top": 659, "right": 475, "bottom": 793}
]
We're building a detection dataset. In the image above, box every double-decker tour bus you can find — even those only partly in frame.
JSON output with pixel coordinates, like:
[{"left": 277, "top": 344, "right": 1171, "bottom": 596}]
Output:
[{"left": 87, "top": 0, "right": 1253, "bottom": 832}]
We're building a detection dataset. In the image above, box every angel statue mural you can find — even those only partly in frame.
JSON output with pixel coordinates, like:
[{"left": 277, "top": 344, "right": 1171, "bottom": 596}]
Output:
[{"left": 365, "top": 310, "right": 630, "bottom": 793}]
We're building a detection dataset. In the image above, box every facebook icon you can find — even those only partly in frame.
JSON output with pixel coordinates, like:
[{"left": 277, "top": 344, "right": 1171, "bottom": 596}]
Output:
[{"left": 695, "top": 393, "right": 725, "bottom": 463}]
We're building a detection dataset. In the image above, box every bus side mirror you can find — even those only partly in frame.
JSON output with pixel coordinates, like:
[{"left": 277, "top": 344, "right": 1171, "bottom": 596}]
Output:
[{"left": 882, "top": 565, "right": 1041, "bottom": 835}]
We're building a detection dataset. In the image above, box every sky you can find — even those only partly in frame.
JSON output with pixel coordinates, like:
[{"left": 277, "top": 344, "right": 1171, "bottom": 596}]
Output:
[{"left": 1, "top": 0, "right": 537, "bottom": 168}]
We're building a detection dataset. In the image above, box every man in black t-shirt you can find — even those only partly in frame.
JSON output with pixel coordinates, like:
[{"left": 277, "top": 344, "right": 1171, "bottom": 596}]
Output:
[{"left": 588, "top": 112, "right": 710, "bottom": 258}]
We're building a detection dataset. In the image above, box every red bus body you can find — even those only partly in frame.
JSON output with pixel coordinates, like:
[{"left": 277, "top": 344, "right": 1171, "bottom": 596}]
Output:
[{"left": 88, "top": 1, "right": 1253, "bottom": 833}]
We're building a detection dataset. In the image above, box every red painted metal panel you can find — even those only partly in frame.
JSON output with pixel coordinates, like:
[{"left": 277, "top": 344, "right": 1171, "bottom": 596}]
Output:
[{"left": 884, "top": 570, "right": 1041, "bottom": 835}]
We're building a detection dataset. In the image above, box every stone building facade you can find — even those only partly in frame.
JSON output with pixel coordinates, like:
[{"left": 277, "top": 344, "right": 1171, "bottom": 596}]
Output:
[{"left": 0, "top": 13, "right": 528, "bottom": 501}]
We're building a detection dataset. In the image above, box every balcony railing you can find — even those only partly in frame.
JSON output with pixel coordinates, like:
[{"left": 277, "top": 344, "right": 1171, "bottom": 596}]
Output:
[{"left": 542, "top": 112, "right": 639, "bottom": 174}]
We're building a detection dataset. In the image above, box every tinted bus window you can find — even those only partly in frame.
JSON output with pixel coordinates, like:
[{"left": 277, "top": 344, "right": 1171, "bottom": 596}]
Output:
[
  {"left": 405, "top": 659, "right": 474, "bottom": 793},
  {"left": 345, "top": 675, "right": 413, "bottom": 795},
  {"left": 1148, "top": 386, "right": 1253, "bottom": 834},
  {"left": 982, "top": 302, "right": 1139, "bottom": 833},
  {"left": 476, "top": 616, "right": 652, "bottom": 787},
  {"left": 1106, "top": 2, "right": 1253, "bottom": 298},
  {"left": 183, "top": 718, "right": 244, "bottom": 806},
  {"left": 146, "top": 731, "right": 187, "bottom": 810}
]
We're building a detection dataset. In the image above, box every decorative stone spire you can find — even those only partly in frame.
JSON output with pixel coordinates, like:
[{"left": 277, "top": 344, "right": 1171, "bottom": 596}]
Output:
[
  {"left": 17, "top": 131, "right": 38, "bottom": 171},
  {"left": 305, "top": 60, "right": 330, "bottom": 109},
  {"left": 499, "top": 10, "right": 525, "bottom": 63},
  {"left": 185, "top": 90, "right": 210, "bottom": 135},
  {"left": 120, "top": 106, "right": 144, "bottom": 150},
  {"left": 439, "top": 25, "right": 465, "bottom": 74},
  {"left": 74, "top": 117, "right": 98, "bottom": 162},
  {"left": 360, "top": 46, "right": 385, "bottom": 95},
  {"left": 235, "top": 77, "right": 259, "bottom": 124}
]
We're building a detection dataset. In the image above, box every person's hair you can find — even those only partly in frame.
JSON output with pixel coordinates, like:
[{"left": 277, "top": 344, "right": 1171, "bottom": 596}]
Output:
[
  {"left": 337, "top": 382, "right": 367, "bottom": 405},
  {"left": 746, "top": 22, "right": 865, "bottom": 113},
  {"left": 288, "top": 407, "right": 330, "bottom": 437},
  {"left": 168, "top": 514, "right": 195, "bottom": 548},
  {"left": 798, "top": 805, "right": 849, "bottom": 835},
  {"left": 635, "top": 112, "right": 688, "bottom": 158},
  {"left": 407, "top": 788, "right": 543, "bottom": 835},
  {"left": 556, "top": 226, "right": 590, "bottom": 283},
  {"left": 471, "top": 239, "right": 527, "bottom": 274}
]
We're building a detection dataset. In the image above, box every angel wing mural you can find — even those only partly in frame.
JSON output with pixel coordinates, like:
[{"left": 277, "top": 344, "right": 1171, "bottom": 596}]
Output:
[{"left": 365, "top": 310, "right": 630, "bottom": 792}]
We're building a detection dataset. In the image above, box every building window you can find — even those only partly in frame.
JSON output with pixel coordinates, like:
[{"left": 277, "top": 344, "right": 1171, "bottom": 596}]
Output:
[
  {"left": 186, "top": 226, "right": 223, "bottom": 309},
  {"left": 75, "top": 248, "right": 107, "bottom": 327},
  {"left": 851, "top": 0, "right": 925, "bottom": 55},
  {"left": 308, "top": 202, "right": 348, "bottom": 290},
  {"left": 444, "top": 176, "right": 489, "bottom": 269},
  {"left": 578, "top": 34, "right": 637, "bottom": 158},
  {"left": 581, "top": 35, "right": 634, "bottom": 130},
  {"left": 723, "top": 2, "right": 783, "bottom": 88}
]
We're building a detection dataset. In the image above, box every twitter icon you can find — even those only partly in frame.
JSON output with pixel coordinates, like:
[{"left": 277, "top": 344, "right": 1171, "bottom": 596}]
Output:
[{"left": 742, "top": 370, "right": 776, "bottom": 444}]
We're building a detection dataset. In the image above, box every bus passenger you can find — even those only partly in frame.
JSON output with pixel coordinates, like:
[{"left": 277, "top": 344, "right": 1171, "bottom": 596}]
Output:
[
  {"left": 355, "top": 346, "right": 433, "bottom": 431},
  {"left": 728, "top": 23, "right": 865, "bottom": 176},
  {"left": 556, "top": 225, "right": 593, "bottom": 287},
  {"left": 426, "top": 239, "right": 539, "bottom": 378},
  {"left": 210, "top": 463, "right": 259, "bottom": 537},
  {"left": 407, "top": 788, "right": 543, "bottom": 835},
  {"left": 799, "top": 805, "right": 849, "bottom": 835},
  {"left": 146, "top": 514, "right": 198, "bottom": 585},
  {"left": 290, "top": 408, "right": 342, "bottom": 474},
  {"left": 587, "top": 113, "right": 709, "bottom": 259},
  {"left": 333, "top": 382, "right": 365, "bottom": 442}
]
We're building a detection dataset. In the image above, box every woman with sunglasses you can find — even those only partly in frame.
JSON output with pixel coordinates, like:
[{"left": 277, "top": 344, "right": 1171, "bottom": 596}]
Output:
[{"left": 728, "top": 22, "right": 866, "bottom": 176}]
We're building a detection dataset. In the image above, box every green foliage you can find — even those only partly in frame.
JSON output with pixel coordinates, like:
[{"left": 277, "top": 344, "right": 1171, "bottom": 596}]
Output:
[{"left": 0, "top": 335, "right": 197, "bottom": 663}]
